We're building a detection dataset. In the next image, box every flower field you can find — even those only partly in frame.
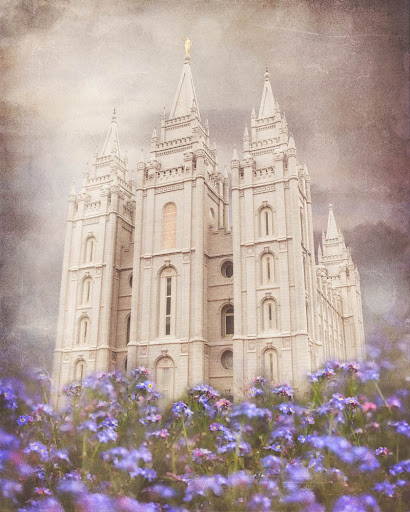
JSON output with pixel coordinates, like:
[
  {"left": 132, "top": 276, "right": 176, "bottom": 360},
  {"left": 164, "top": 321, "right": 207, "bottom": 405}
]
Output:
[{"left": 0, "top": 341, "right": 409, "bottom": 512}]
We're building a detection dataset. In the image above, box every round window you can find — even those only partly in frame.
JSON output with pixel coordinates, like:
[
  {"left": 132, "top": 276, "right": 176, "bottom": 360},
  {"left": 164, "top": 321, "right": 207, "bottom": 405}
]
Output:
[
  {"left": 221, "top": 260, "right": 233, "bottom": 278},
  {"left": 221, "top": 349, "right": 233, "bottom": 370}
]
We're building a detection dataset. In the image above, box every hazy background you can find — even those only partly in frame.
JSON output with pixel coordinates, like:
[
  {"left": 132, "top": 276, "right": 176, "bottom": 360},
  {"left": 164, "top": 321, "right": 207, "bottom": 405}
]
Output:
[{"left": 1, "top": 0, "right": 409, "bottom": 375}]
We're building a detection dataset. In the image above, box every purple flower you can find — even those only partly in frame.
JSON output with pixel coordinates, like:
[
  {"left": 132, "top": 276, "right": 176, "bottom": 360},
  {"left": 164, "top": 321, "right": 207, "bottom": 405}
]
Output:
[
  {"left": 148, "top": 484, "right": 177, "bottom": 499},
  {"left": 389, "top": 421, "right": 410, "bottom": 438},
  {"left": 248, "top": 493, "right": 271, "bottom": 511},
  {"left": 389, "top": 459, "right": 410, "bottom": 476},
  {"left": 24, "top": 441, "right": 49, "bottom": 462},
  {"left": 17, "top": 414, "right": 34, "bottom": 426},
  {"left": 171, "top": 401, "right": 193, "bottom": 419},
  {"left": 116, "top": 497, "right": 160, "bottom": 512},
  {"left": 57, "top": 478, "right": 87, "bottom": 495},
  {"left": 184, "top": 475, "right": 226, "bottom": 501},
  {"left": 19, "top": 497, "right": 64, "bottom": 512},
  {"left": 374, "top": 481, "right": 396, "bottom": 497},
  {"left": 227, "top": 471, "right": 254, "bottom": 487},
  {"left": 76, "top": 492, "right": 115, "bottom": 511},
  {"left": 0, "top": 478, "right": 23, "bottom": 499},
  {"left": 333, "top": 494, "right": 381, "bottom": 512},
  {"left": 272, "top": 384, "right": 294, "bottom": 400}
]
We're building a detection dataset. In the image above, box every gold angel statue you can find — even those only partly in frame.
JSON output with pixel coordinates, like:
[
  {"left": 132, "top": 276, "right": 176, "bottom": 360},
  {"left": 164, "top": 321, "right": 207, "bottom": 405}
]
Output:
[{"left": 184, "top": 37, "right": 191, "bottom": 58}]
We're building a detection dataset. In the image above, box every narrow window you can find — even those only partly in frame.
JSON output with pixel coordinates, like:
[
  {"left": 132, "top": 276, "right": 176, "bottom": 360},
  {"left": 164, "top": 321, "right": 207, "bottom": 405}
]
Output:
[
  {"left": 78, "top": 317, "right": 90, "bottom": 345},
  {"left": 156, "top": 356, "right": 175, "bottom": 401},
  {"left": 260, "top": 207, "right": 273, "bottom": 237},
  {"left": 222, "top": 304, "right": 234, "bottom": 337},
  {"left": 74, "top": 360, "right": 86, "bottom": 383},
  {"left": 262, "top": 299, "right": 277, "bottom": 331},
  {"left": 162, "top": 203, "right": 177, "bottom": 249},
  {"left": 165, "top": 277, "right": 172, "bottom": 335},
  {"left": 159, "top": 267, "right": 176, "bottom": 337},
  {"left": 263, "top": 349, "right": 278, "bottom": 384},
  {"left": 85, "top": 237, "right": 95, "bottom": 263},
  {"left": 261, "top": 253, "right": 274, "bottom": 285},
  {"left": 82, "top": 278, "right": 92, "bottom": 304},
  {"left": 126, "top": 314, "right": 131, "bottom": 345}
]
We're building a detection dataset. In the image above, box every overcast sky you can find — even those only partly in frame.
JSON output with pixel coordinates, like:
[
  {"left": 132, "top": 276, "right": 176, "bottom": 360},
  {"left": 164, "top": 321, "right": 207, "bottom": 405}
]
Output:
[{"left": 1, "top": 0, "right": 409, "bottom": 371}]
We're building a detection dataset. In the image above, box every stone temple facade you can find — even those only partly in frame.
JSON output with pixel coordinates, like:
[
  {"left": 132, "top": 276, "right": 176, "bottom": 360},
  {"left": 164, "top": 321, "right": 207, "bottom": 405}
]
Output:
[{"left": 51, "top": 50, "right": 365, "bottom": 407}]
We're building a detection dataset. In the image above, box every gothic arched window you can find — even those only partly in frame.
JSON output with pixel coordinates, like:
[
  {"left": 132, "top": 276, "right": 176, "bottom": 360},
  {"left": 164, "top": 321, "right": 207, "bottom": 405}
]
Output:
[
  {"left": 84, "top": 236, "right": 96, "bottom": 263},
  {"left": 125, "top": 314, "right": 131, "bottom": 345},
  {"left": 156, "top": 356, "right": 175, "bottom": 401},
  {"left": 259, "top": 206, "right": 273, "bottom": 237},
  {"left": 261, "top": 253, "right": 275, "bottom": 285},
  {"left": 162, "top": 202, "right": 177, "bottom": 249},
  {"left": 78, "top": 316, "right": 90, "bottom": 345},
  {"left": 262, "top": 298, "right": 278, "bottom": 332},
  {"left": 159, "top": 266, "right": 177, "bottom": 337},
  {"left": 74, "top": 359, "right": 86, "bottom": 383},
  {"left": 81, "top": 277, "right": 92, "bottom": 305},
  {"left": 263, "top": 349, "right": 278, "bottom": 384},
  {"left": 221, "top": 304, "right": 234, "bottom": 337}
]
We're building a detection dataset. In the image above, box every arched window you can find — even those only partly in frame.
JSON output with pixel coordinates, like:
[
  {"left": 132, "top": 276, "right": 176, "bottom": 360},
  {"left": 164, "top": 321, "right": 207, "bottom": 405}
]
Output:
[
  {"left": 263, "top": 349, "right": 278, "bottom": 384},
  {"left": 84, "top": 236, "right": 96, "bottom": 263},
  {"left": 159, "top": 267, "right": 177, "bottom": 337},
  {"left": 81, "top": 277, "right": 92, "bottom": 304},
  {"left": 221, "top": 304, "right": 234, "bottom": 337},
  {"left": 125, "top": 314, "right": 131, "bottom": 345},
  {"left": 259, "top": 206, "right": 273, "bottom": 237},
  {"left": 156, "top": 356, "right": 175, "bottom": 401},
  {"left": 78, "top": 316, "right": 90, "bottom": 345},
  {"left": 162, "top": 202, "right": 177, "bottom": 249},
  {"left": 262, "top": 298, "right": 278, "bottom": 332},
  {"left": 74, "top": 359, "right": 86, "bottom": 383},
  {"left": 261, "top": 253, "right": 275, "bottom": 285}
]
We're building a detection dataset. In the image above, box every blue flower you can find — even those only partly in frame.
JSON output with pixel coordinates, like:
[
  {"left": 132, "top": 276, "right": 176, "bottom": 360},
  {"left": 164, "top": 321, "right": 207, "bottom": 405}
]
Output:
[
  {"left": 333, "top": 494, "right": 381, "bottom": 512},
  {"left": 148, "top": 484, "right": 177, "bottom": 499},
  {"left": 247, "top": 493, "right": 271, "bottom": 511},
  {"left": 171, "top": 401, "right": 193, "bottom": 419},
  {"left": 373, "top": 480, "right": 396, "bottom": 497}
]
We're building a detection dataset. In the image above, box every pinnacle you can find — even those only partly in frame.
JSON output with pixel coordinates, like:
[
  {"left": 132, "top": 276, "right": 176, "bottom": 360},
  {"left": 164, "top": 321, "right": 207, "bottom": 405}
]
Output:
[
  {"left": 326, "top": 204, "right": 339, "bottom": 240},
  {"left": 258, "top": 68, "right": 275, "bottom": 119},
  {"left": 169, "top": 52, "right": 200, "bottom": 119},
  {"left": 99, "top": 109, "right": 121, "bottom": 158}
]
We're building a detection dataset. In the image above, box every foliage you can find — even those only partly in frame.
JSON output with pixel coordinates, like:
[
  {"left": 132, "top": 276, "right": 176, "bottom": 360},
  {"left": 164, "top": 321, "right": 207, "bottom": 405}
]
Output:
[{"left": 0, "top": 341, "right": 409, "bottom": 512}]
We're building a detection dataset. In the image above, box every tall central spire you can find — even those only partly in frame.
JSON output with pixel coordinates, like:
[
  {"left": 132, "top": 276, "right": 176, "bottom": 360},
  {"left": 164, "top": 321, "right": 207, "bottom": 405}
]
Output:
[
  {"left": 258, "top": 67, "right": 275, "bottom": 119},
  {"left": 326, "top": 204, "right": 340, "bottom": 240},
  {"left": 100, "top": 108, "right": 121, "bottom": 157},
  {"left": 169, "top": 39, "right": 200, "bottom": 120}
]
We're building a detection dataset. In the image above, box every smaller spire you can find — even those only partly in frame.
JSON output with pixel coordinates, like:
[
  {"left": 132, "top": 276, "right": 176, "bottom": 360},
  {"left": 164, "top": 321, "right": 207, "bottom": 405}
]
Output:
[
  {"left": 317, "top": 243, "right": 323, "bottom": 263},
  {"left": 288, "top": 133, "right": 296, "bottom": 150},
  {"left": 258, "top": 67, "right": 275, "bottom": 118},
  {"left": 152, "top": 127, "right": 157, "bottom": 139},
  {"left": 100, "top": 108, "right": 121, "bottom": 157},
  {"left": 251, "top": 107, "right": 256, "bottom": 119},
  {"left": 326, "top": 203, "right": 339, "bottom": 240},
  {"left": 243, "top": 125, "right": 249, "bottom": 139}
]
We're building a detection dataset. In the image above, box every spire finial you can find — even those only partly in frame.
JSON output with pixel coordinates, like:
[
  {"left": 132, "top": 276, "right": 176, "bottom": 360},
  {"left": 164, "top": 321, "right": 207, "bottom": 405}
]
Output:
[
  {"left": 264, "top": 66, "right": 269, "bottom": 80},
  {"left": 112, "top": 107, "right": 117, "bottom": 123}
]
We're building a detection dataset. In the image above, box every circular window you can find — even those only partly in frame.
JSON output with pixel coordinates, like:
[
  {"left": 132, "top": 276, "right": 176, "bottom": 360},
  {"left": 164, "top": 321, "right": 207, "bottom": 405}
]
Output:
[
  {"left": 221, "top": 350, "right": 233, "bottom": 370},
  {"left": 221, "top": 260, "right": 233, "bottom": 278},
  {"left": 129, "top": 273, "right": 133, "bottom": 288}
]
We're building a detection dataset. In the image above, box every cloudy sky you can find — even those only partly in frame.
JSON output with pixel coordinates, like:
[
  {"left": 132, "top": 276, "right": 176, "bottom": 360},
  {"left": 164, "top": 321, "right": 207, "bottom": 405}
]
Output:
[{"left": 1, "top": 0, "right": 409, "bottom": 372}]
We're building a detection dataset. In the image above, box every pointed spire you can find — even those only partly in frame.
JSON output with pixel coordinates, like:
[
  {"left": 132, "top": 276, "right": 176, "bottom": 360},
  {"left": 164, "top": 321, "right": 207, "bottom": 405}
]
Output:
[
  {"left": 169, "top": 40, "right": 200, "bottom": 119},
  {"left": 100, "top": 108, "right": 121, "bottom": 157},
  {"left": 326, "top": 204, "right": 339, "bottom": 240},
  {"left": 152, "top": 127, "right": 157, "bottom": 139},
  {"left": 288, "top": 133, "right": 296, "bottom": 150},
  {"left": 251, "top": 107, "right": 256, "bottom": 119},
  {"left": 258, "top": 67, "right": 275, "bottom": 119},
  {"left": 317, "top": 243, "right": 323, "bottom": 263}
]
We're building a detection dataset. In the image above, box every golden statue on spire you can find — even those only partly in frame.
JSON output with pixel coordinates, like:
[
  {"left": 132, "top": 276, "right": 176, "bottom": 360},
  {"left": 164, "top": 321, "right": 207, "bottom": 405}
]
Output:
[{"left": 184, "top": 37, "right": 191, "bottom": 58}]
